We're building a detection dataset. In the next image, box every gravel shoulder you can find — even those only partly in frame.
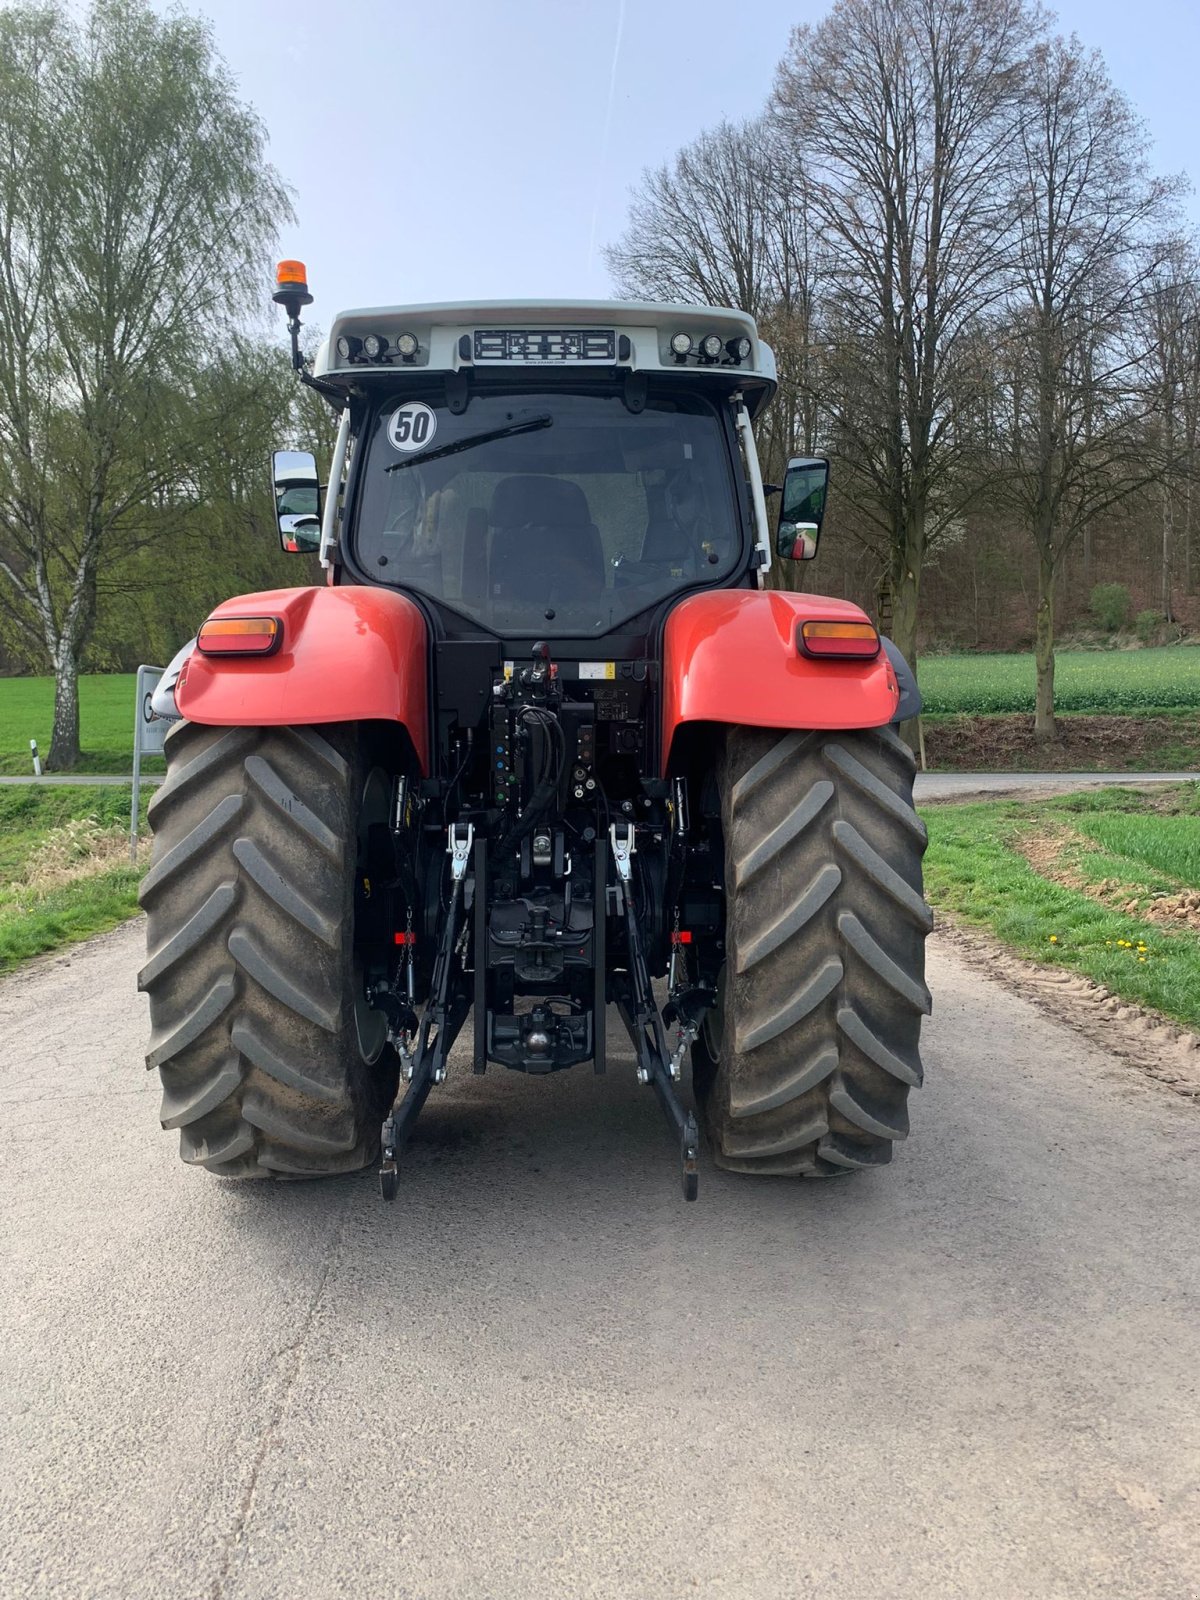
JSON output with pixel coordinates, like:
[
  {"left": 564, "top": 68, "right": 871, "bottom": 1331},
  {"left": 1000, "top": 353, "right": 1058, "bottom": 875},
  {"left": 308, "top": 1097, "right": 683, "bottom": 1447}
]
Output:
[{"left": 2, "top": 918, "right": 1199, "bottom": 1599}]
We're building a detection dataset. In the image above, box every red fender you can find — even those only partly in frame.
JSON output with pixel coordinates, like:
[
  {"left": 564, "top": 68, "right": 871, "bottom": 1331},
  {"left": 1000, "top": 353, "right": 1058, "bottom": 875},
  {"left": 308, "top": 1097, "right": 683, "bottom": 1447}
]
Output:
[
  {"left": 176, "top": 586, "right": 429, "bottom": 773},
  {"left": 661, "top": 590, "right": 899, "bottom": 773}
]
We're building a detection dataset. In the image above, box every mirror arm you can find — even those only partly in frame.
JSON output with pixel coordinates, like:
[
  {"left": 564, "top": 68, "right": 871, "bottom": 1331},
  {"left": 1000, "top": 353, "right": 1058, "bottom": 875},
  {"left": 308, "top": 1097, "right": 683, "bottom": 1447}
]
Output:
[
  {"left": 732, "top": 393, "right": 772, "bottom": 588},
  {"left": 319, "top": 407, "right": 352, "bottom": 571}
]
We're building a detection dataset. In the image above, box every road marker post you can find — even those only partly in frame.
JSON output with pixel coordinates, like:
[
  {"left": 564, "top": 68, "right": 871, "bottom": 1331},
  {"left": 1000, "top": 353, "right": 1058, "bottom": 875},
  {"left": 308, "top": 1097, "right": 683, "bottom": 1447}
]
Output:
[
  {"left": 131, "top": 665, "right": 165, "bottom": 863},
  {"left": 30, "top": 739, "right": 41, "bottom": 777}
]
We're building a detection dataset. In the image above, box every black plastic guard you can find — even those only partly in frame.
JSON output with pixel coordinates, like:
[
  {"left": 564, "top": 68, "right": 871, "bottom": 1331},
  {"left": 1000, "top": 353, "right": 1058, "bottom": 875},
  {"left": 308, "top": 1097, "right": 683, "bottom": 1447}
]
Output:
[{"left": 881, "top": 637, "right": 923, "bottom": 723}]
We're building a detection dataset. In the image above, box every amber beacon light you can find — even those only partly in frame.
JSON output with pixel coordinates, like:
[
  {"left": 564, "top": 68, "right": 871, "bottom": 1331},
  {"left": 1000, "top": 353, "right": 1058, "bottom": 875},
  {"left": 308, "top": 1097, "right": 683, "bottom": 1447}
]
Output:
[{"left": 273, "top": 261, "right": 313, "bottom": 370}]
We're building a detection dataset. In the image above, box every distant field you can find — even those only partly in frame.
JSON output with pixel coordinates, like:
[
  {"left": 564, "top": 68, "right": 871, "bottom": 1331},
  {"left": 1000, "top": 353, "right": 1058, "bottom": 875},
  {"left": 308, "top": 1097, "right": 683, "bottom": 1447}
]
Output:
[
  {"left": 919, "top": 646, "right": 1200, "bottom": 715},
  {"left": 0, "top": 674, "right": 164, "bottom": 775}
]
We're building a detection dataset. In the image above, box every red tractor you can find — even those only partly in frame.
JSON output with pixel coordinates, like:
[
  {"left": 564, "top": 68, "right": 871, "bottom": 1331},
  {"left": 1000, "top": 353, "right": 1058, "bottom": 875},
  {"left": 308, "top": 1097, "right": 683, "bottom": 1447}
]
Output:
[{"left": 139, "top": 261, "right": 929, "bottom": 1200}]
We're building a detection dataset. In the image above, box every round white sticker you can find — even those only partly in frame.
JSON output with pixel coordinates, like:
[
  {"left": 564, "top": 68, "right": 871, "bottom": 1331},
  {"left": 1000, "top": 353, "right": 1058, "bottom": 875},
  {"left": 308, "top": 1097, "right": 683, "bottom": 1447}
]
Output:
[{"left": 388, "top": 402, "right": 437, "bottom": 453}]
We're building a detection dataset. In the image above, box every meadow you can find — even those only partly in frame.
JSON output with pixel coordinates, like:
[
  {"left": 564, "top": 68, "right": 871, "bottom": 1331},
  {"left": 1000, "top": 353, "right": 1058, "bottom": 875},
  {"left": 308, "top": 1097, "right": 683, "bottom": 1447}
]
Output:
[
  {"left": 918, "top": 645, "right": 1200, "bottom": 715},
  {"left": 0, "top": 673, "right": 162, "bottom": 775}
]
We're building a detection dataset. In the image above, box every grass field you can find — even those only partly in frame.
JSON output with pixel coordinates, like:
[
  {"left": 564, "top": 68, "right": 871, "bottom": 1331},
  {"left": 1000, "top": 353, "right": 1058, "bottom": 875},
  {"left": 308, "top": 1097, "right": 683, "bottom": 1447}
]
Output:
[
  {"left": 918, "top": 645, "right": 1200, "bottom": 715},
  {"left": 0, "top": 785, "right": 150, "bottom": 970},
  {"left": 0, "top": 673, "right": 165, "bottom": 775},
  {"left": 924, "top": 785, "right": 1200, "bottom": 1029}
]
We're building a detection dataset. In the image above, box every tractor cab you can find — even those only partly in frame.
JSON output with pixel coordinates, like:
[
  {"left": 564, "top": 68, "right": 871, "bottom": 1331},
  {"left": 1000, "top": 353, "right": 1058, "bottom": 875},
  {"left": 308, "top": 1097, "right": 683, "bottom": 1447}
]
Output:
[{"left": 307, "top": 300, "right": 779, "bottom": 643}]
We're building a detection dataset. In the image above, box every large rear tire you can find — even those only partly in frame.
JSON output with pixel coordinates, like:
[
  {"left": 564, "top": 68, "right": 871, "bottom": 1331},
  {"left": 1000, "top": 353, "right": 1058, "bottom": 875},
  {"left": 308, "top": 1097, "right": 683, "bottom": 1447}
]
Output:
[
  {"left": 694, "top": 725, "right": 932, "bottom": 1176},
  {"left": 138, "top": 721, "right": 397, "bottom": 1178}
]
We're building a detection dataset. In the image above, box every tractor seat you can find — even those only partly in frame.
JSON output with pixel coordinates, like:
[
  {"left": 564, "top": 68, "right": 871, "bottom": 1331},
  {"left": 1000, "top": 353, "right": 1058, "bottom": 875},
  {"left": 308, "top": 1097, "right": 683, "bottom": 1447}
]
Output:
[{"left": 487, "top": 476, "right": 605, "bottom": 611}]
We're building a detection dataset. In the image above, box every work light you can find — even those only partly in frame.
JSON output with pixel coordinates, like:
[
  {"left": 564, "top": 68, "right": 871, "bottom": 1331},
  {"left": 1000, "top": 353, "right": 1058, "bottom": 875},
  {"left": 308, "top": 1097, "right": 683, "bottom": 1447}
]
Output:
[
  {"left": 363, "top": 333, "right": 389, "bottom": 361},
  {"left": 670, "top": 332, "right": 692, "bottom": 358}
]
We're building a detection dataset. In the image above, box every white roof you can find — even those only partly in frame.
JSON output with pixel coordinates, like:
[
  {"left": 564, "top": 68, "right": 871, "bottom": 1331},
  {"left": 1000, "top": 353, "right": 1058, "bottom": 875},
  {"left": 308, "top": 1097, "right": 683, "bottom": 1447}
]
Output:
[{"left": 311, "top": 298, "right": 776, "bottom": 409}]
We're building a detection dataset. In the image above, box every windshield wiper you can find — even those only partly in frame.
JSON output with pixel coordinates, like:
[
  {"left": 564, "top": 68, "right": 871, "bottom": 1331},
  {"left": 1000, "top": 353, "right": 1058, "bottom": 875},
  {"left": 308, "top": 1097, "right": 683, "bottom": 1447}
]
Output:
[{"left": 385, "top": 413, "right": 553, "bottom": 472}]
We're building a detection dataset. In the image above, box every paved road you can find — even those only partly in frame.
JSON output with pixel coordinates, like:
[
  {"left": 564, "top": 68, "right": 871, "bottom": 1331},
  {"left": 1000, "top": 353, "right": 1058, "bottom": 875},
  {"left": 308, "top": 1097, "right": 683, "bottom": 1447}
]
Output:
[
  {"left": 915, "top": 769, "right": 1197, "bottom": 800},
  {"left": 3, "top": 918, "right": 1199, "bottom": 1599},
  {"left": 0, "top": 772, "right": 163, "bottom": 785},
  {"left": 4, "top": 769, "right": 1195, "bottom": 799}
]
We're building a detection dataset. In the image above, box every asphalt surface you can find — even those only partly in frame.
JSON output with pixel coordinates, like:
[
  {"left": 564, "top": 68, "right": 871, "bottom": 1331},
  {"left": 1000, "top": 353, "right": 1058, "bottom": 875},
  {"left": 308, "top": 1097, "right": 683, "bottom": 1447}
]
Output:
[
  {"left": 0, "top": 772, "right": 163, "bottom": 785},
  {"left": 3, "top": 769, "right": 1195, "bottom": 800},
  {"left": 915, "top": 770, "right": 1197, "bottom": 800},
  {"left": 3, "top": 918, "right": 1199, "bottom": 1599}
]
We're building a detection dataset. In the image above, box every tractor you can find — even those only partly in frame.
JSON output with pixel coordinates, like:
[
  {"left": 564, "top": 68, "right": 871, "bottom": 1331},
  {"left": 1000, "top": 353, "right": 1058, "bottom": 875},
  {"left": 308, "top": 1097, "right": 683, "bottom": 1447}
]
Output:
[{"left": 139, "top": 261, "right": 930, "bottom": 1200}]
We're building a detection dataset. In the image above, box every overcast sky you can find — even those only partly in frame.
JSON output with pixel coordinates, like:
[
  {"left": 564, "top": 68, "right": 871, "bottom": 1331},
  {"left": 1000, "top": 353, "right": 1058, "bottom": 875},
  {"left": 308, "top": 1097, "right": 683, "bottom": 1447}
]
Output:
[{"left": 184, "top": 0, "right": 1199, "bottom": 332}]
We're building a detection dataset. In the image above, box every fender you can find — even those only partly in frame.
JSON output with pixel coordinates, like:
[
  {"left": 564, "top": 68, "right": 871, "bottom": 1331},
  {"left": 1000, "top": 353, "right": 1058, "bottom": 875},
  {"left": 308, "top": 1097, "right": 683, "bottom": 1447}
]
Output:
[
  {"left": 661, "top": 589, "right": 899, "bottom": 773},
  {"left": 175, "top": 585, "right": 429, "bottom": 773}
]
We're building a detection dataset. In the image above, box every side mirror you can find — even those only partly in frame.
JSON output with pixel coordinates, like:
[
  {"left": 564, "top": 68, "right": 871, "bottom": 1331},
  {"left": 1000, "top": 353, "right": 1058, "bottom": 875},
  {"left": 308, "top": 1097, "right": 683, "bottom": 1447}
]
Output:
[
  {"left": 776, "top": 455, "right": 829, "bottom": 562},
  {"left": 272, "top": 449, "right": 321, "bottom": 554}
]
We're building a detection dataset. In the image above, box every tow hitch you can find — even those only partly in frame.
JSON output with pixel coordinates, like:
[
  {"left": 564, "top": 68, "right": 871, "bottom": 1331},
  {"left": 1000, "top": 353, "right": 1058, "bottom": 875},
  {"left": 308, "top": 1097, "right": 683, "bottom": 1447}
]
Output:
[
  {"left": 379, "top": 824, "right": 473, "bottom": 1200},
  {"left": 610, "top": 822, "right": 706, "bottom": 1202}
]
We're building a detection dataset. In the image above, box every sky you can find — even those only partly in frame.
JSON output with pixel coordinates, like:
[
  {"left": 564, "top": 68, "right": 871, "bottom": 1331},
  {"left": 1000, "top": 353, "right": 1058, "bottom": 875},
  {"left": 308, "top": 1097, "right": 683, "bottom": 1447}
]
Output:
[{"left": 181, "top": 0, "right": 1200, "bottom": 334}]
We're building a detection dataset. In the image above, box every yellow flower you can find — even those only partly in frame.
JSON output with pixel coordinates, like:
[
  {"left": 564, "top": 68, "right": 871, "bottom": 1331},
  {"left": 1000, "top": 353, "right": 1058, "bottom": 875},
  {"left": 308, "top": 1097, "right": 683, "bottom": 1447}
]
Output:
[
  {"left": 1049, "top": 935, "right": 1058, "bottom": 944},
  {"left": 1139, "top": 956, "right": 1147, "bottom": 963}
]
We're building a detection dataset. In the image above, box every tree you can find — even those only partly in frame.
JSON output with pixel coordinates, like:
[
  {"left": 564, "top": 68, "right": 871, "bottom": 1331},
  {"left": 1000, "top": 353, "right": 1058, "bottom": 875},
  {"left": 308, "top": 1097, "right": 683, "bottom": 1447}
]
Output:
[
  {"left": 999, "top": 35, "right": 1182, "bottom": 736},
  {"left": 605, "top": 118, "right": 825, "bottom": 589},
  {"left": 0, "top": 0, "right": 290, "bottom": 766},
  {"left": 772, "top": 0, "right": 1038, "bottom": 667}
]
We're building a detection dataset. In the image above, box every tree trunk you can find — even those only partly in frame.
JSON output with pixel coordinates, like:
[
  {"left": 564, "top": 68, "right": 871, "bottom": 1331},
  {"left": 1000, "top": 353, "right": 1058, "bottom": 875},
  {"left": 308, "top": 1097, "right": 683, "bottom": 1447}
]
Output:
[
  {"left": 888, "top": 500, "right": 925, "bottom": 669},
  {"left": 1034, "top": 553, "right": 1057, "bottom": 742},
  {"left": 48, "top": 641, "right": 81, "bottom": 770},
  {"left": 1162, "top": 482, "right": 1174, "bottom": 621}
]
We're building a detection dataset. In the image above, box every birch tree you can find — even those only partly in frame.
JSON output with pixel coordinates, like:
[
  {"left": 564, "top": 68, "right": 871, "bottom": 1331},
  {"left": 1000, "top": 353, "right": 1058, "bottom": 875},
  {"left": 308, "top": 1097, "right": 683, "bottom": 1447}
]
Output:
[{"left": 0, "top": 0, "right": 290, "bottom": 766}]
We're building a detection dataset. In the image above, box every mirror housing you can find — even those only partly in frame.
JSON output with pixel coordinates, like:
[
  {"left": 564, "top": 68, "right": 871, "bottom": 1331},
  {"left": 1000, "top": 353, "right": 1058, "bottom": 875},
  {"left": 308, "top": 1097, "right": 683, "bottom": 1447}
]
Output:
[
  {"left": 272, "top": 449, "right": 321, "bottom": 554},
  {"left": 776, "top": 455, "right": 829, "bottom": 562}
]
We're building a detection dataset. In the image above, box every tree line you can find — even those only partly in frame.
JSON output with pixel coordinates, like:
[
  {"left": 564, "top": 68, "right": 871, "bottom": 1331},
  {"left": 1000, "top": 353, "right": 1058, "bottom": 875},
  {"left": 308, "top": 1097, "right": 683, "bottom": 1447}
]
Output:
[
  {"left": 606, "top": 0, "right": 1199, "bottom": 736},
  {"left": 0, "top": 0, "right": 324, "bottom": 767}
]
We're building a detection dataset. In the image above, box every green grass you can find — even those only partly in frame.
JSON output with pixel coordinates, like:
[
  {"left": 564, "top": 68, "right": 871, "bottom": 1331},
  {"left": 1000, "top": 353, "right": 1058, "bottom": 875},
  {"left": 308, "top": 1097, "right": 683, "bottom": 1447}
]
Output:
[
  {"left": 918, "top": 646, "right": 1200, "bottom": 715},
  {"left": 0, "top": 785, "right": 150, "bottom": 971},
  {"left": 0, "top": 673, "right": 165, "bottom": 775},
  {"left": 925, "top": 785, "right": 1200, "bottom": 1029},
  {"left": 1073, "top": 811, "right": 1200, "bottom": 888}
]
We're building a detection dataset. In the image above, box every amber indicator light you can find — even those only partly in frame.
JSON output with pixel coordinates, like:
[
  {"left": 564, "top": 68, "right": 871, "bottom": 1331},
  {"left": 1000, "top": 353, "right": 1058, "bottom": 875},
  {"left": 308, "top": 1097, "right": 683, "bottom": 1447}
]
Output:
[
  {"left": 197, "top": 616, "right": 282, "bottom": 656},
  {"left": 799, "top": 620, "right": 880, "bottom": 659}
]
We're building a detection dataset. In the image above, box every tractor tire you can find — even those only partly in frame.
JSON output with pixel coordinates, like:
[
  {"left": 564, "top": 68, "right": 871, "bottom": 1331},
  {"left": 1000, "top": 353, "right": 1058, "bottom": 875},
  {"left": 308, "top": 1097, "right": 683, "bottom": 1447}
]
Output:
[
  {"left": 693, "top": 724, "right": 932, "bottom": 1176},
  {"left": 138, "top": 721, "right": 397, "bottom": 1178}
]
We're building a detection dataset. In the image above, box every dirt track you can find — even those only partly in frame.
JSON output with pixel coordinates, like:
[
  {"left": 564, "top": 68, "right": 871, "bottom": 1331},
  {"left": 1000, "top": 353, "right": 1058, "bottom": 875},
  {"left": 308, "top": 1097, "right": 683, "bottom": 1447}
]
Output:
[{"left": 2, "top": 917, "right": 1199, "bottom": 1599}]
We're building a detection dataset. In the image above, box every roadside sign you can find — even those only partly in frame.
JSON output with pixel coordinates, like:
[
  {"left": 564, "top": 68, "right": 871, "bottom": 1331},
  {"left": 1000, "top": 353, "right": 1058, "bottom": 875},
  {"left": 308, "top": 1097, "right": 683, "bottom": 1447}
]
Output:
[
  {"left": 137, "top": 667, "right": 167, "bottom": 755},
  {"left": 131, "top": 665, "right": 165, "bottom": 862}
]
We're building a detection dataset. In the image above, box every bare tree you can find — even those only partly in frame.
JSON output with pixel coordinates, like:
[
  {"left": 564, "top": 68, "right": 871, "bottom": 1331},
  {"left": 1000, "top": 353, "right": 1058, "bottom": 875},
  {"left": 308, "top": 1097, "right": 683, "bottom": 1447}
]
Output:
[
  {"left": 773, "top": 0, "right": 1038, "bottom": 667},
  {"left": 606, "top": 117, "right": 825, "bottom": 588},
  {"left": 999, "top": 34, "right": 1183, "bottom": 736},
  {"left": 0, "top": 0, "right": 290, "bottom": 766},
  {"left": 1141, "top": 241, "right": 1200, "bottom": 618}
]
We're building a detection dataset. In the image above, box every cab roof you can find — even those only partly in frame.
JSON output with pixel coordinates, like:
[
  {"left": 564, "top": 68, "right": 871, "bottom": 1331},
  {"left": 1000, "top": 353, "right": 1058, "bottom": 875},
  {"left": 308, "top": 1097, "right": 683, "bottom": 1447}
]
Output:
[{"left": 312, "top": 299, "right": 777, "bottom": 417}]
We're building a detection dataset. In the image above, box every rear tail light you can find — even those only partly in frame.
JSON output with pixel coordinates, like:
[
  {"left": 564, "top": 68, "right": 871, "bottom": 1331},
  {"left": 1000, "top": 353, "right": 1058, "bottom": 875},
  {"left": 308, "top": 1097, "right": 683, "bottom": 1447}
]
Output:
[
  {"left": 197, "top": 616, "right": 282, "bottom": 655},
  {"left": 799, "top": 620, "right": 880, "bottom": 659}
]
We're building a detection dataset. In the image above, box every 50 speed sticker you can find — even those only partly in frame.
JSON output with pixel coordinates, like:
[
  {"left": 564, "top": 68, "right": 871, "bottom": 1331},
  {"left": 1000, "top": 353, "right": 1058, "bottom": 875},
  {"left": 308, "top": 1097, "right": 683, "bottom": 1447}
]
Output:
[{"left": 388, "top": 402, "right": 437, "bottom": 452}]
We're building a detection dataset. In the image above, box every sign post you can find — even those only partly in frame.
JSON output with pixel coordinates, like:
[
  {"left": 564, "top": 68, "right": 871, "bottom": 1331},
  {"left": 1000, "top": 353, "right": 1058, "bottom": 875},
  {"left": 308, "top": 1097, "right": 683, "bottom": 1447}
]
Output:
[{"left": 131, "top": 665, "right": 166, "bottom": 863}]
